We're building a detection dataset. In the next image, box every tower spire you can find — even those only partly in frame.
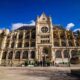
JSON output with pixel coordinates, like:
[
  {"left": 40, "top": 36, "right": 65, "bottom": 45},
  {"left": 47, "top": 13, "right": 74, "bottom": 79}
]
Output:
[{"left": 40, "top": 12, "right": 47, "bottom": 18}]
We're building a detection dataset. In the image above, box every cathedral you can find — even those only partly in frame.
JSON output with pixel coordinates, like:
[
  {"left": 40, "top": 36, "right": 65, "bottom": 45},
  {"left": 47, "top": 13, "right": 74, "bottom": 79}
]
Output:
[{"left": 0, "top": 13, "right": 80, "bottom": 66}]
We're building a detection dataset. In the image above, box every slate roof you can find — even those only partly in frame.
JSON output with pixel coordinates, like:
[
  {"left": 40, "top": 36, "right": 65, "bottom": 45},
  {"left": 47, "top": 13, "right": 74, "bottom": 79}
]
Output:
[
  {"left": 15, "top": 26, "right": 36, "bottom": 30},
  {"left": 15, "top": 25, "right": 65, "bottom": 31}
]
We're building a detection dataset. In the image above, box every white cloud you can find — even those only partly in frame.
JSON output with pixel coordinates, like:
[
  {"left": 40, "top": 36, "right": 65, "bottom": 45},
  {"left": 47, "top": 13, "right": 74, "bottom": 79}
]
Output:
[
  {"left": 12, "top": 20, "right": 35, "bottom": 30},
  {"left": 73, "top": 28, "right": 80, "bottom": 32},
  {"left": 66, "top": 23, "right": 75, "bottom": 30}
]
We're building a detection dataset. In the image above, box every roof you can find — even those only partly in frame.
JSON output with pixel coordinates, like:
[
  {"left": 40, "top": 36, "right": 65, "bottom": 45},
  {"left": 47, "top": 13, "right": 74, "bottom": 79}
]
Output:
[
  {"left": 15, "top": 26, "right": 36, "bottom": 30},
  {"left": 15, "top": 25, "right": 65, "bottom": 31},
  {"left": 53, "top": 25, "right": 65, "bottom": 30}
]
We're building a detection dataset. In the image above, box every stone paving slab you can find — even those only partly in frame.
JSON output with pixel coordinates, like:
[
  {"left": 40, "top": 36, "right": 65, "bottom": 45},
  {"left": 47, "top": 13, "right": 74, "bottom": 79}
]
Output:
[{"left": 0, "top": 67, "right": 79, "bottom": 80}]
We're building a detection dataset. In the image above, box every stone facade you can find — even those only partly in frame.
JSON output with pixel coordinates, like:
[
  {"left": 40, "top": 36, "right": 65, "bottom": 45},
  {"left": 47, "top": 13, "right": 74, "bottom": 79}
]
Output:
[{"left": 0, "top": 13, "right": 80, "bottom": 66}]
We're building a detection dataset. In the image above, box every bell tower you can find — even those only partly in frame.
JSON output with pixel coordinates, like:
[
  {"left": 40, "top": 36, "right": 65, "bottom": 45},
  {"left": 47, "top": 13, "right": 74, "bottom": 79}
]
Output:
[{"left": 35, "top": 13, "right": 54, "bottom": 63}]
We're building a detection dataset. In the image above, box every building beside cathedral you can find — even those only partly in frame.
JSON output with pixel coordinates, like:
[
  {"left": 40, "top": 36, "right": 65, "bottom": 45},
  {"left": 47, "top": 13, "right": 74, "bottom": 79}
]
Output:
[{"left": 0, "top": 13, "right": 80, "bottom": 66}]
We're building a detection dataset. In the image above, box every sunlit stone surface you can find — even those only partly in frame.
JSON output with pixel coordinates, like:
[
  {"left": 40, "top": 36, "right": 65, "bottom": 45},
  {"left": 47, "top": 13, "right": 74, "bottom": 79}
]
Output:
[{"left": 0, "top": 67, "right": 79, "bottom": 80}]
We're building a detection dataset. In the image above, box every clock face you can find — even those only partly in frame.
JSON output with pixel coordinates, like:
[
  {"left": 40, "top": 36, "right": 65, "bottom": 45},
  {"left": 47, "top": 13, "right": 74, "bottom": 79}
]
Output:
[{"left": 41, "top": 27, "right": 48, "bottom": 33}]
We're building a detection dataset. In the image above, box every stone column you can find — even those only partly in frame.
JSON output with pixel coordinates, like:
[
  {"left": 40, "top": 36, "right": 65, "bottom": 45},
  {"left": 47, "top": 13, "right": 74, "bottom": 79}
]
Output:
[
  {"left": 30, "top": 30, "right": 31, "bottom": 40},
  {"left": 72, "top": 32, "right": 76, "bottom": 47},
  {"left": 35, "top": 48, "right": 39, "bottom": 61},
  {"left": 12, "top": 50, "right": 15, "bottom": 65},
  {"left": 20, "top": 50, "right": 23, "bottom": 63},
  {"left": 22, "top": 31, "right": 25, "bottom": 48},
  {"left": 65, "top": 31, "right": 69, "bottom": 46},
  {"left": 0, "top": 35, "right": 8, "bottom": 65},
  {"left": 6, "top": 51, "right": 9, "bottom": 65},
  {"left": 38, "top": 47, "right": 42, "bottom": 61},
  {"left": 0, "top": 50, "right": 3, "bottom": 65},
  {"left": 58, "top": 31, "right": 62, "bottom": 47},
  {"left": 69, "top": 49, "right": 72, "bottom": 58},
  {"left": 15, "top": 32, "right": 19, "bottom": 48},
  {"left": 28, "top": 50, "right": 31, "bottom": 61},
  {"left": 51, "top": 49, "right": 55, "bottom": 64},
  {"left": 61, "top": 49, "right": 64, "bottom": 63},
  {"left": 1, "top": 36, "right": 7, "bottom": 49},
  {"left": 9, "top": 35, "right": 12, "bottom": 48}
]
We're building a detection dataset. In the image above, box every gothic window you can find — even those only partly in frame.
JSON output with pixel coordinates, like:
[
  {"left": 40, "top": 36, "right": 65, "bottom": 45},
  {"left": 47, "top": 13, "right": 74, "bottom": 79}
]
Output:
[
  {"left": 18, "top": 42, "right": 22, "bottom": 48},
  {"left": 7, "top": 35, "right": 10, "bottom": 39},
  {"left": 11, "top": 42, "right": 15, "bottom": 48},
  {"left": 60, "top": 31, "right": 66, "bottom": 39},
  {"left": 68, "top": 41, "right": 73, "bottom": 46},
  {"left": 63, "top": 50, "right": 69, "bottom": 58},
  {"left": 55, "top": 50, "right": 62, "bottom": 58},
  {"left": 41, "top": 27, "right": 48, "bottom": 33},
  {"left": 71, "top": 50, "right": 77, "bottom": 57},
  {"left": 43, "top": 47, "right": 49, "bottom": 55},
  {"left": 2, "top": 52, "right": 7, "bottom": 59},
  {"left": 67, "top": 32, "right": 73, "bottom": 40},
  {"left": 61, "top": 41, "right": 66, "bottom": 46},
  {"left": 41, "top": 35, "right": 49, "bottom": 38},
  {"left": 76, "top": 40, "right": 80, "bottom": 46},
  {"left": 15, "top": 51, "right": 21, "bottom": 59},
  {"left": 54, "top": 41, "right": 60, "bottom": 46},
  {"left": 24, "top": 42, "right": 29, "bottom": 47},
  {"left": 25, "top": 31, "right": 30, "bottom": 39},
  {"left": 12, "top": 35, "right": 16, "bottom": 40},
  {"left": 25, "top": 35, "right": 30, "bottom": 39},
  {"left": 41, "top": 40, "right": 50, "bottom": 43},
  {"left": 22, "top": 51, "right": 28, "bottom": 59},
  {"left": 31, "top": 51, "right": 35, "bottom": 59},
  {"left": 31, "top": 42, "right": 35, "bottom": 47},
  {"left": 31, "top": 31, "right": 35, "bottom": 39},
  {"left": 53, "top": 31, "right": 59, "bottom": 39},
  {"left": 6, "top": 42, "right": 9, "bottom": 48},
  {"left": 8, "top": 51, "right": 13, "bottom": 59},
  {"left": 18, "top": 33, "right": 23, "bottom": 39}
]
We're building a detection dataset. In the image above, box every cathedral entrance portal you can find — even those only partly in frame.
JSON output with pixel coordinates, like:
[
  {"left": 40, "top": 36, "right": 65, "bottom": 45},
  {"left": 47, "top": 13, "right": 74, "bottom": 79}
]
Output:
[{"left": 42, "top": 47, "right": 51, "bottom": 66}]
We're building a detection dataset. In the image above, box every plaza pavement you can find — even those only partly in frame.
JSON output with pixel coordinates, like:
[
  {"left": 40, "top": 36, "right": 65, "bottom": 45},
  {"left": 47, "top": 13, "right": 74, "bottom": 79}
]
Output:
[{"left": 0, "top": 67, "right": 80, "bottom": 80}]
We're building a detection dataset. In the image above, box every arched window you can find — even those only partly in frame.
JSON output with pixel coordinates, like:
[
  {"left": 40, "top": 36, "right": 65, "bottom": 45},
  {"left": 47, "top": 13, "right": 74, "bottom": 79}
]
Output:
[
  {"left": 54, "top": 41, "right": 60, "bottom": 46},
  {"left": 31, "top": 51, "right": 35, "bottom": 59},
  {"left": 61, "top": 41, "right": 66, "bottom": 46},
  {"left": 63, "top": 50, "right": 69, "bottom": 58},
  {"left": 68, "top": 41, "right": 74, "bottom": 46},
  {"left": 12, "top": 35, "right": 16, "bottom": 40},
  {"left": 71, "top": 50, "right": 77, "bottom": 57},
  {"left": 18, "top": 33, "right": 23, "bottom": 39},
  {"left": 6, "top": 42, "right": 9, "bottom": 48},
  {"left": 2, "top": 52, "right": 7, "bottom": 59},
  {"left": 25, "top": 31, "right": 30, "bottom": 39},
  {"left": 53, "top": 31, "right": 59, "bottom": 39},
  {"left": 60, "top": 31, "right": 66, "bottom": 39},
  {"left": 11, "top": 42, "right": 15, "bottom": 48},
  {"left": 55, "top": 50, "right": 62, "bottom": 58},
  {"left": 8, "top": 51, "right": 13, "bottom": 59},
  {"left": 31, "top": 42, "right": 35, "bottom": 47},
  {"left": 15, "top": 51, "right": 21, "bottom": 59},
  {"left": 22, "top": 51, "right": 28, "bottom": 59},
  {"left": 31, "top": 31, "right": 35, "bottom": 39},
  {"left": 18, "top": 42, "right": 22, "bottom": 48},
  {"left": 24, "top": 42, "right": 29, "bottom": 47},
  {"left": 43, "top": 47, "right": 49, "bottom": 55}
]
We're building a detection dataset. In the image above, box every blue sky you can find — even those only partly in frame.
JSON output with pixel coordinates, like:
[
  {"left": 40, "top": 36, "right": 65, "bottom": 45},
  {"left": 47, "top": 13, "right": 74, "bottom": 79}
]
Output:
[{"left": 0, "top": 0, "right": 80, "bottom": 31}]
